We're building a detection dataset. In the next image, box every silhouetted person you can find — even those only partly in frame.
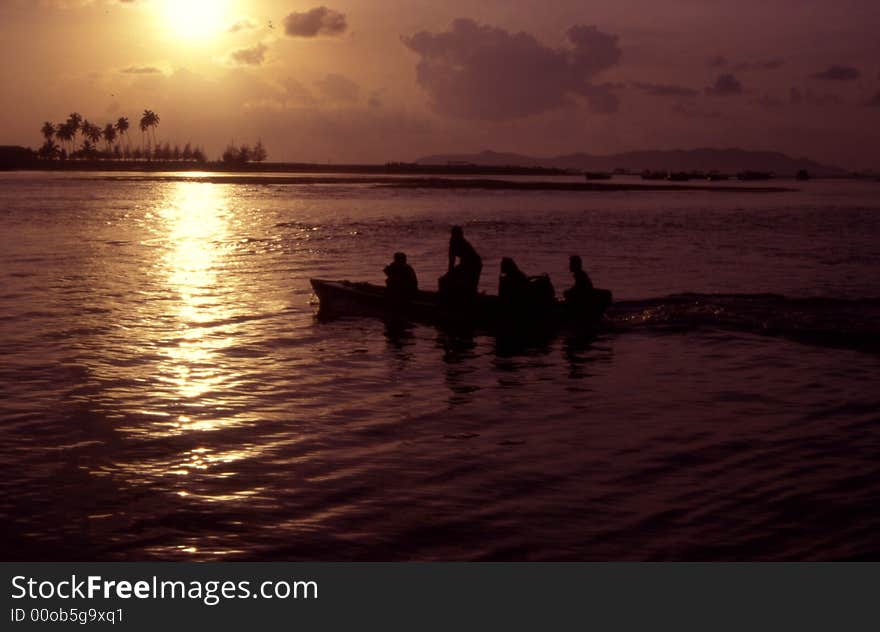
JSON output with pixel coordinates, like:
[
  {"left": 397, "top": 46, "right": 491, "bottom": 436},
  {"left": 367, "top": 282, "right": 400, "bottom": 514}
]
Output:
[
  {"left": 563, "top": 255, "right": 594, "bottom": 306},
  {"left": 498, "top": 257, "right": 529, "bottom": 306},
  {"left": 384, "top": 251, "right": 418, "bottom": 301},
  {"left": 439, "top": 225, "right": 482, "bottom": 300}
]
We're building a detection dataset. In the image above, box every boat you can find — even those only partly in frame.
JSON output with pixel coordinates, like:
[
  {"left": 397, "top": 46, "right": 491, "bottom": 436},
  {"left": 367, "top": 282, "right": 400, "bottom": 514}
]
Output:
[{"left": 310, "top": 279, "right": 612, "bottom": 333}]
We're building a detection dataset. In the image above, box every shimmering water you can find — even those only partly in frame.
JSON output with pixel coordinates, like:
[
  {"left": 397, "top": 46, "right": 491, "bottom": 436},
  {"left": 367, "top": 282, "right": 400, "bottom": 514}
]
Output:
[{"left": 1, "top": 171, "right": 878, "bottom": 560}]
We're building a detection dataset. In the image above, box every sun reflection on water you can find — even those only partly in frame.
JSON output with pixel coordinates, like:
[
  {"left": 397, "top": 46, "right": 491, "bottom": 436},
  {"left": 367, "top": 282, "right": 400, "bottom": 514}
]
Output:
[{"left": 155, "top": 182, "right": 236, "bottom": 428}]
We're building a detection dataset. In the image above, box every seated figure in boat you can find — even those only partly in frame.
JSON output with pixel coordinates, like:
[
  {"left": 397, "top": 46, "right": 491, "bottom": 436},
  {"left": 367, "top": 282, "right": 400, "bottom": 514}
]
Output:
[
  {"left": 500, "top": 257, "right": 556, "bottom": 314},
  {"left": 438, "top": 225, "right": 482, "bottom": 301},
  {"left": 498, "top": 257, "right": 529, "bottom": 307},
  {"left": 384, "top": 251, "right": 418, "bottom": 301},
  {"left": 563, "top": 255, "right": 594, "bottom": 307}
]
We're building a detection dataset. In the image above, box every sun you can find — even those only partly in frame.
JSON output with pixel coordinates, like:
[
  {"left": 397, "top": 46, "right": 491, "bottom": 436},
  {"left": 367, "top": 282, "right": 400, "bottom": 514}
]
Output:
[{"left": 162, "top": 0, "right": 231, "bottom": 41}]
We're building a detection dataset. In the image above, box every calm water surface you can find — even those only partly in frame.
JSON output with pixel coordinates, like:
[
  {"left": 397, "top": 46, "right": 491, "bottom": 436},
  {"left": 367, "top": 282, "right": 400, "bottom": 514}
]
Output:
[{"left": 1, "top": 171, "right": 878, "bottom": 560}]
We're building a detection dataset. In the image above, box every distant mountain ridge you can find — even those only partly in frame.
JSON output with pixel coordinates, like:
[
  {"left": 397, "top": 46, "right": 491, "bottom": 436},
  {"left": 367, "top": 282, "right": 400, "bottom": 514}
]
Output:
[{"left": 416, "top": 148, "right": 847, "bottom": 176}]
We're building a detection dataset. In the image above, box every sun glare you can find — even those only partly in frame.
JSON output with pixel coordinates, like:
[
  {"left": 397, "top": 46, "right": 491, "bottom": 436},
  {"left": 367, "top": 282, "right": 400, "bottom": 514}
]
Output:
[{"left": 162, "top": 0, "right": 230, "bottom": 41}]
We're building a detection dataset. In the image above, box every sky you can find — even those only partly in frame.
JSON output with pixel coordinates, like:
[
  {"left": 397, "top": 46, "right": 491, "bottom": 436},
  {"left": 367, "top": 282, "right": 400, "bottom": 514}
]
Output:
[{"left": 1, "top": 0, "right": 879, "bottom": 168}]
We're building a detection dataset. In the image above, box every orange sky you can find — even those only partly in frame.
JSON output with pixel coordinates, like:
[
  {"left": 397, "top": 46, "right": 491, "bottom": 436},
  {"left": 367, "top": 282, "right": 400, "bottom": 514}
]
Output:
[{"left": 1, "top": 0, "right": 879, "bottom": 168}]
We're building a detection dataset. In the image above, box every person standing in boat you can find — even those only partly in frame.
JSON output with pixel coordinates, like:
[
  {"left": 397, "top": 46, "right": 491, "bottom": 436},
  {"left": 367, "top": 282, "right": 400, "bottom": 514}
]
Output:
[
  {"left": 563, "top": 255, "right": 594, "bottom": 306},
  {"left": 439, "top": 225, "right": 482, "bottom": 300},
  {"left": 384, "top": 251, "right": 418, "bottom": 301}
]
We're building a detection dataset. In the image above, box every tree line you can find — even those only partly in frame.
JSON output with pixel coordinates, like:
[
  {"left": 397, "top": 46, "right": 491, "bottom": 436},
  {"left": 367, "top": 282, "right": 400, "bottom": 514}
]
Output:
[{"left": 37, "top": 110, "right": 267, "bottom": 164}]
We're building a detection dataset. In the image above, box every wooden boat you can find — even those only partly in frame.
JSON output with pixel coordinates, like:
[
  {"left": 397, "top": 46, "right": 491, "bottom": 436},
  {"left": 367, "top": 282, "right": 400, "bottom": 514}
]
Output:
[{"left": 310, "top": 279, "right": 612, "bottom": 332}]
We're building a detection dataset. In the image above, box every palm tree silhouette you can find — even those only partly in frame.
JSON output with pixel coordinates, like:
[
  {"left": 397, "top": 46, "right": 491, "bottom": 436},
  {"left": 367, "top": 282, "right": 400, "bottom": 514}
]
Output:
[
  {"left": 41, "top": 122, "right": 56, "bottom": 143},
  {"left": 66, "top": 113, "right": 83, "bottom": 150},
  {"left": 115, "top": 116, "right": 130, "bottom": 153},
  {"left": 102, "top": 124, "right": 117, "bottom": 153},
  {"left": 80, "top": 120, "right": 102, "bottom": 156},
  {"left": 55, "top": 122, "right": 74, "bottom": 156},
  {"left": 139, "top": 110, "right": 160, "bottom": 152}
]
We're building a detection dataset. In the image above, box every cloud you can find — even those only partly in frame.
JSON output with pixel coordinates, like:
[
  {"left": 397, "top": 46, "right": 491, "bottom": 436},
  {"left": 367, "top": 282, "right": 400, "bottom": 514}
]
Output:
[
  {"left": 789, "top": 87, "right": 843, "bottom": 106},
  {"left": 314, "top": 73, "right": 359, "bottom": 102},
  {"left": 711, "top": 56, "right": 783, "bottom": 72},
  {"left": 230, "top": 43, "right": 268, "bottom": 66},
  {"left": 283, "top": 6, "right": 347, "bottom": 38},
  {"left": 631, "top": 82, "right": 698, "bottom": 97},
  {"left": 120, "top": 66, "right": 162, "bottom": 74},
  {"left": 811, "top": 65, "right": 860, "bottom": 81},
  {"left": 402, "top": 18, "right": 622, "bottom": 121},
  {"left": 864, "top": 93, "right": 880, "bottom": 107},
  {"left": 705, "top": 73, "right": 743, "bottom": 96},
  {"left": 735, "top": 59, "right": 784, "bottom": 72},
  {"left": 228, "top": 19, "right": 257, "bottom": 33}
]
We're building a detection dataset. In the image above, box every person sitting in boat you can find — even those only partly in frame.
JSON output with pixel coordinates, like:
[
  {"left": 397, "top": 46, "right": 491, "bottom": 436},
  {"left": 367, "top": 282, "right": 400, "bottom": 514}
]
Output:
[
  {"left": 438, "top": 225, "right": 482, "bottom": 300},
  {"left": 498, "top": 257, "right": 529, "bottom": 306},
  {"left": 384, "top": 251, "right": 418, "bottom": 301},
  {"left": 563, "top": 255, "right": 594, "bottom": 307}
]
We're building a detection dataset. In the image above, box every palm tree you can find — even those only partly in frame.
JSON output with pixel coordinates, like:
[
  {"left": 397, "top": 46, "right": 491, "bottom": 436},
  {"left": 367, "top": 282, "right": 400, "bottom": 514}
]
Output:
[
  {"left": 66, "top": 113, "right": 82, "bottom": 151},
  {"left": 139, "top": 110, "right": 160, "bottom": 151},
  {"left": 80, "top": 121, "right": 102, "bottom": 157},
  {"left": 139, "top": 112, "right": 149, "bottom": 152},
  {"left": 102, "top": 124, "right": 117, "bottom": 154},
  {"left": 41, "top": 122, "right": 56, "bottom": 143},
  {"left": 115, "top": 116, "right": 130, "bottom": 152},
  {"left": 56, "top": 122, "right": 75, "bottom": 156}
]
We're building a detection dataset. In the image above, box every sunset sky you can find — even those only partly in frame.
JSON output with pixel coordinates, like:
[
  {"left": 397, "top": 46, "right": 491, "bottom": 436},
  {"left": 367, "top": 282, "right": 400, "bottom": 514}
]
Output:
[{"left": 2, "top": 0, "right": 878, "bottom": 167}]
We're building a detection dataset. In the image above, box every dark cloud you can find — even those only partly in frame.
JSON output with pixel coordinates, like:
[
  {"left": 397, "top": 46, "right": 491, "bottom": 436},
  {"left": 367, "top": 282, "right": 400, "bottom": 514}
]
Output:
[
  {"left": 282, "top": 77, "right": 317, "bottom": 107},
  {"left": 283, "top": 6, "right": 347, "bottom": 38},
  {"left": 230, "top": 43, "right": 268, "bottom": 66},
  {"left": 228, "top": 19, "right": 256, "bottom": 33},
  {"left": 864, "top": 93, "right": 880, "bottom": 107},
  {"left": 789, "top": 87, "right": 843, "bottom": 106},
  {"left": 631, "top": 82, "right": 698, "bottom": 97},
  {"left": 811, "top": 65, "right": 860, "bottom": 81},
  {"left": 402, "top": 18, "right": 622, "bottom": 121},
  {"left": 705, "top": 73, "right": 743, "bottom": 96},
  {"left": 314, "top": 73, "right": 360, "bottom": 102},
  {"left": 121, "top": 66, "right": 161, "bottom": 74},
  {"left": 735, "top": 59, "right": 784, "bottom": 72},
  {"left": 711, "top": 56, "right": 783, "bottom": 72}
]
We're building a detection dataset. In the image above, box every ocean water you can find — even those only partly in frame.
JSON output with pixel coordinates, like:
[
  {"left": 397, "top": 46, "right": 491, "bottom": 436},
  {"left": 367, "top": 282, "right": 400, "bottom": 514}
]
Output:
[{"left": 0, "top": 171, "right": 878, "bottom": 561}]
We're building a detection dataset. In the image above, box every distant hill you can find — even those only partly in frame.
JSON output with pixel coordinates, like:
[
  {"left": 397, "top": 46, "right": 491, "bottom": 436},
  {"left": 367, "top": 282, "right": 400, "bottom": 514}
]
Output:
[{"left": 416, "top": 148, "right": 848, "bottom": 177}]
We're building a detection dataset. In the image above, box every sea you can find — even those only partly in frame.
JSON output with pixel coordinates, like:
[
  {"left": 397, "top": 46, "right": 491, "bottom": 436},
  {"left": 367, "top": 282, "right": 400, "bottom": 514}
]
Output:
[{"left": 1, "top": 171, "right": 878, "bottom": 561}]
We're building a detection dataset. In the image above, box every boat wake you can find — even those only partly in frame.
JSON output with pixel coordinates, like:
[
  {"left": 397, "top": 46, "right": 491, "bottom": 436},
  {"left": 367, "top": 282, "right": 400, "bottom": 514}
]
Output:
[{"left": 607, "top": 293, "right": 880, "bottom": 353}]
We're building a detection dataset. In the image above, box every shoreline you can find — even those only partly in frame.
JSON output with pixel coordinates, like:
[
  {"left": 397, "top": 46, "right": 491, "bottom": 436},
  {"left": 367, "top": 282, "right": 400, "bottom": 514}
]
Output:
[
  {"left": 3, "top": 167, "right": 797, "bottom": 192},
  {"left": 0, "top": 159, "right": 570, "bottom": 177},
  {"left": 84, "top": 172, "right": 796, "bottom": 193}
]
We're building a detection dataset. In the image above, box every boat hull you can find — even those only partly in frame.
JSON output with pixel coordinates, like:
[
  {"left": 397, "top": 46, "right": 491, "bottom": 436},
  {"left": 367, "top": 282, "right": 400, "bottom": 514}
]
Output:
[{"left": 310, "top": 279, "right": 611, "bottom": 332}]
